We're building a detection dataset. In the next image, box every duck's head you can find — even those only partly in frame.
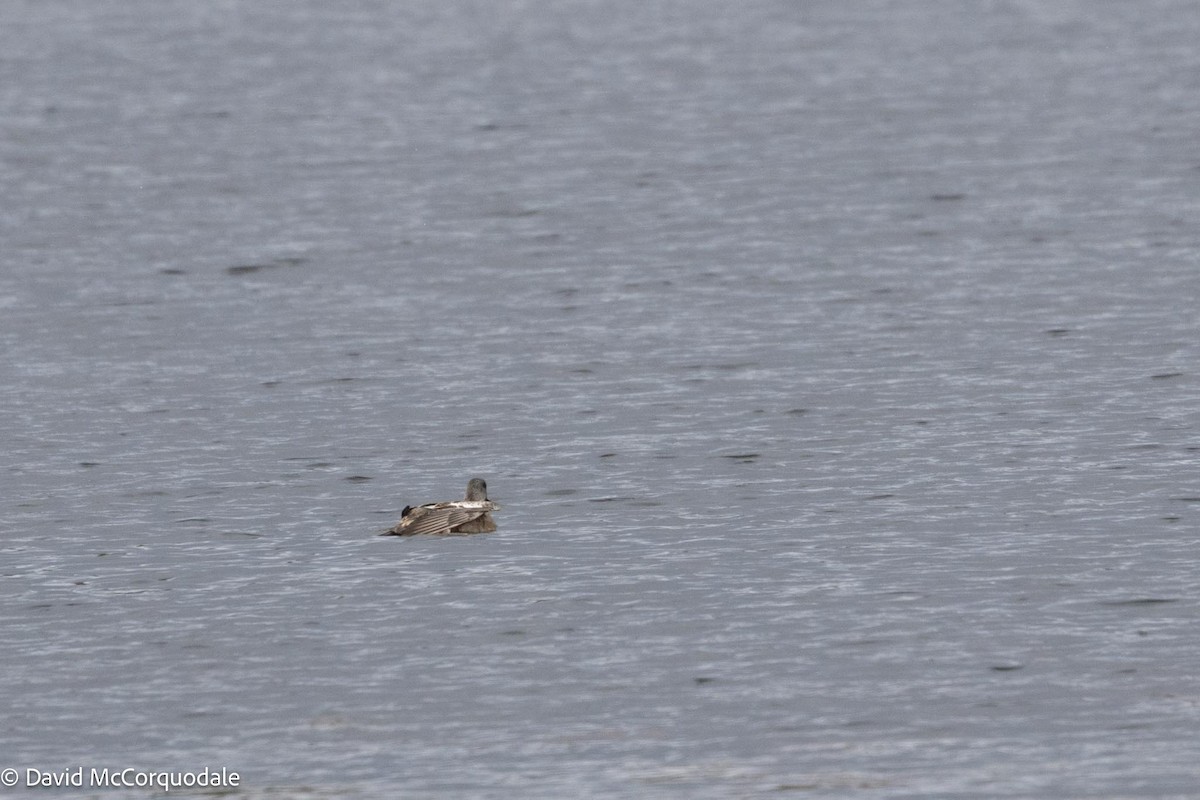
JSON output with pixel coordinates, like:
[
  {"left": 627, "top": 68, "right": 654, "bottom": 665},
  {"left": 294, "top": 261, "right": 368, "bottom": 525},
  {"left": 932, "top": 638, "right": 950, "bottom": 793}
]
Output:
[{"left": 465, "top": 477, "right": 489, "bottom": 501}]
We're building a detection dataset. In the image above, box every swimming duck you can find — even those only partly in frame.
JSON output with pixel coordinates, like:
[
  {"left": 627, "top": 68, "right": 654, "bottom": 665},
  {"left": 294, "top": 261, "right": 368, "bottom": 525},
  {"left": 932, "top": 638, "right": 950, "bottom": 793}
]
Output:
[{"left": 381, "top": 477, "right": 500, "bottom": 535}]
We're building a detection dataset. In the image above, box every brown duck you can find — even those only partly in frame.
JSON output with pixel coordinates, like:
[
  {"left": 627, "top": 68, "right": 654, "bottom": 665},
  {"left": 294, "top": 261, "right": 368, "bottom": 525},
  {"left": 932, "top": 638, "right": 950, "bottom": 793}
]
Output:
[{"left": 381, "top": 477, "right": 500, "bottom": 536}]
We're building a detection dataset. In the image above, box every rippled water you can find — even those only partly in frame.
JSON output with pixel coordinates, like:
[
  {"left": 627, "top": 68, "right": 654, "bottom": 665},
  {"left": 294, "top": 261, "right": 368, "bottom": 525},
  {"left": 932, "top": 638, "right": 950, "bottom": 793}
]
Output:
[{"left": 3, "top": 1, "right": 1200, "bottom": 797}]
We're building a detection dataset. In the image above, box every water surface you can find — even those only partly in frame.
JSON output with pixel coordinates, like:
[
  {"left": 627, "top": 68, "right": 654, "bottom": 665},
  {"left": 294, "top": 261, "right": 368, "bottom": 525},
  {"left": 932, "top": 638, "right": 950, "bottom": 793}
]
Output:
[{"left": 3, "top": 1, "right": 1200, "bottom": 797}]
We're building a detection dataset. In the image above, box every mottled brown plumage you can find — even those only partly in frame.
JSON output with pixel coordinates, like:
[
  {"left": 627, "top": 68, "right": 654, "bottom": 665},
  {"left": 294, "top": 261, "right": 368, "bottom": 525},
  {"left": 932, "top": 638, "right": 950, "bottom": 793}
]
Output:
[{"left": 381, "top": 477, "right": 499, "bottom": 536}]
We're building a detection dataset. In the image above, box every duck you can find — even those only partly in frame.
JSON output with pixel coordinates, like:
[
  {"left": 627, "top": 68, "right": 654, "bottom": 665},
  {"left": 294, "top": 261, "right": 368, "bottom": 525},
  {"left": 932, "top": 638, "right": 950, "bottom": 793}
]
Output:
[{"left": 381, "top": 477, "right": 500, "bottom": 535}]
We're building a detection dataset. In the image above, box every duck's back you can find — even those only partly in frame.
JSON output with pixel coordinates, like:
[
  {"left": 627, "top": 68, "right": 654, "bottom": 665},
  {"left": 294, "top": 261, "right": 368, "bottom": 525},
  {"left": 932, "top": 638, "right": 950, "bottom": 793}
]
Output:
[{"left": 383, "top": 500, "right": 497, "bottom": 535}]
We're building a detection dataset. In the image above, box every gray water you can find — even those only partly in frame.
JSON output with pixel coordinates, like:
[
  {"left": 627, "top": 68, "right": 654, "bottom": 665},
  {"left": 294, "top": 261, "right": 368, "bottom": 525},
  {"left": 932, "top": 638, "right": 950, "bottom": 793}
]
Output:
[{"left": 3, "top": 1, "right": 1200, "bottom": 797}]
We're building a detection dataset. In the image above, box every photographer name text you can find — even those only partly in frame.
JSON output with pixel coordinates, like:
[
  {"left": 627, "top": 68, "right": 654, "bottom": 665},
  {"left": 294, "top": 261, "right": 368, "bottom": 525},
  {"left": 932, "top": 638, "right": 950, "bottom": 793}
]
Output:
[{"left": 3, "top": 766, "right": 239, "bottom": 792}]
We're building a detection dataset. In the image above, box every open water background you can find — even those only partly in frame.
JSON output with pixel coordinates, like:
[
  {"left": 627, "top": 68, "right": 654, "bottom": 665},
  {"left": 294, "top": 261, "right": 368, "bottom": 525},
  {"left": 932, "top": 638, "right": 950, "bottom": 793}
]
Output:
[{"left": 2, "top": 1, "right": 1200, "bottom": 797}]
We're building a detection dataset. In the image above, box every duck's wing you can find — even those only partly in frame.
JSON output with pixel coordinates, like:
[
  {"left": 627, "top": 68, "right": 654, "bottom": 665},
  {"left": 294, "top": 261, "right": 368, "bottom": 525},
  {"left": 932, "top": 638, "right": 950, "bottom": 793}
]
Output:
[{"left": 381, "top": 502, "right": 487, "bottom": 536}]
